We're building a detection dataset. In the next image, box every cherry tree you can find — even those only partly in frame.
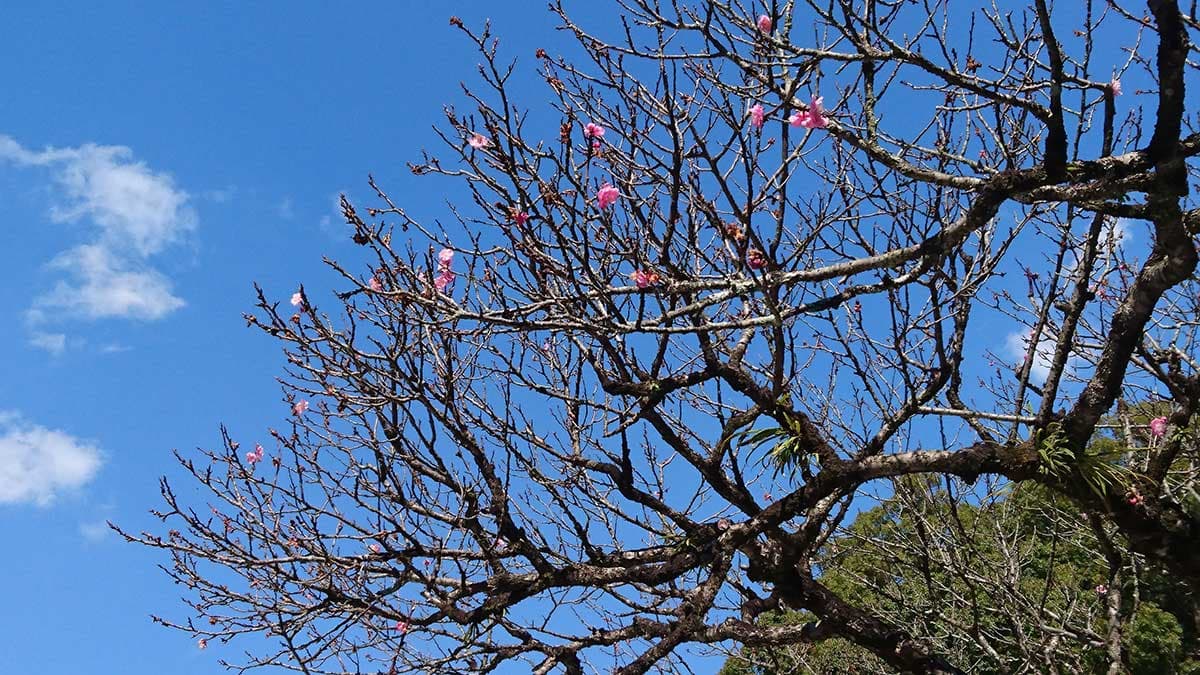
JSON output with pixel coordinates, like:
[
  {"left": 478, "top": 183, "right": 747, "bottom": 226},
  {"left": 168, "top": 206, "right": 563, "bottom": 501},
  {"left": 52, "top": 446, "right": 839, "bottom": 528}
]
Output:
[{"left": 122, "top": 1, "right": 1200, "bottom": 673}]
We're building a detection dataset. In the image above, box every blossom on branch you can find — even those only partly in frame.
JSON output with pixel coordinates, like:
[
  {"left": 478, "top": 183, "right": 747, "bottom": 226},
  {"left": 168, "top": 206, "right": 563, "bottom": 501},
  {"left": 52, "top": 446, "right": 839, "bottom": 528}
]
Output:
[
  {"left": 630, "top": 270, "right": 661, "bottom": 288},
  {"left": 1149, "top": 416, "right": 1168, "bottom": 438},
  {"left": 596, "top": 183, "right": 620, "bottom": 209},
  {"left": 789, "top": 96, "right": 829, "bottom": 129},
  {"left": 748, "top": 103, "right": 765, "bottom": 130}
]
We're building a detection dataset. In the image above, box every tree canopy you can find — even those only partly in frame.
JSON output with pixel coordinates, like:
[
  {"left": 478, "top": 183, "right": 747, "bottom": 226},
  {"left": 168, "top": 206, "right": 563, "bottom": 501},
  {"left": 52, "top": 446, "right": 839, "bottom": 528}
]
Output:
[
  {"left": 722, "top": 409, "right": 1200, "bottom": 673},
  {"left": 120, "top": 1, "right": 1200, "bottom": 673}
]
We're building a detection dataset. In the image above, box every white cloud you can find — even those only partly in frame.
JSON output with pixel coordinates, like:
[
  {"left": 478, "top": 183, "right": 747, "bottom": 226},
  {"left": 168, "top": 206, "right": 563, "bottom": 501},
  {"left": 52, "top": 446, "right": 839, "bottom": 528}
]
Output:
[
  {"left": 1104, "top": 218, "right": 1133, "bottom": 250},
  {"left": 1064, "top": 217, "right": 1134, "bottom": 275},
  {"left": 0, "top": 412, "right": 103, "bottom": 506},
  {"left": 0, "top": 139, "right": 195, "bottom": 256},
  {"left": 318, "top": 189, "right": 350, "bottom": 237},
  {"left": 0, "top": 135, "right": 195, "bottom": 343},
  {"left": 79, "top": 518, "right": 112, "bottom": 542},
  {"left": 36, "top": 244, "right": 184, "bottom": 320},
  {"left": 203, "top": 187, "right": 235, "bottom": 204},
  {"left": 47, "top": 147, "right": 194, "bottom": 256},
  {"left": 1005, "top": 327, "right": 1076, "bottom": 382},
  {"left": 28, "top": 331, "right": 67, "bottom": 355}
]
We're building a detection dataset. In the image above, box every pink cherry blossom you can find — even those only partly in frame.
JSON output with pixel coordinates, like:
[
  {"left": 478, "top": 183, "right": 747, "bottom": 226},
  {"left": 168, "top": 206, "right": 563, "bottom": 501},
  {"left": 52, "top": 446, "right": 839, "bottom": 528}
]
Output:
[
  {"left": 245, "top": 443, "right": 265, "bottom": 465},
  {"left": 630, "top": 270, "right": 660, "bottom": 288},
  {"left": 596, "top": 183, "right": 621, "bottom": 210},
  {"left": 1110, "top": 77, "right": 1122, "bottom": 96},
  {"left": 747, "top": 248, "right": 768, "bottom": 270},
  {"left": 584, "top": 122, "right": 606, "bottom": 139},
  {"left": 368, "top": 276, "right": 383, "bottom": 292},
  {"left": 1149, "top": 416, "right": 1168, "bottom": 438},
  {"left": 290, "top": 291, "right": 304, "bottom": 307},
  {"left": 748, "top": 103, "right": 765, "bottom": 130},
  {"left": 198, "top": 638, "right": 208, "bottom": 650},
  {"left": 395, "top": 621, "right": 410, "bottom": 633},
  {"left": 788, "top": 96, "right": 829, "bottom": 129},
  {"left": 293, "top": 400, "right": 309, "bottom": 416},
  {"left": 432, "top": 248, "right": 456, "bottom": 292},
  {"left": 512, "top": 209, "right": 529, "bottom": 226},
  {"left": 368, "top": 543, "right": 381, "bottom": 553},
  {"left": 434, "top": 270, "right": 456, "bottom": 292},
  {"left": 757, "top": 14, "right": 772, "bottom": 34},
  {"left": 467, "top": 132, "right": 490, "bottom": 149},
  {"left": 805, "top": 97, "right": 828, "bottom": 128}
]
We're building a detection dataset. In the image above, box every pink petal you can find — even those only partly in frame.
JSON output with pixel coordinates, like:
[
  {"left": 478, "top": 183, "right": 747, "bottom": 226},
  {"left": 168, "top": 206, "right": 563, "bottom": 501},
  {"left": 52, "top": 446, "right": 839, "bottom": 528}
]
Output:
[
  {"left": 1149, "top": 416, "right": 1168, "bottom": 438},
  {"left": 748, "top": 103, "right": 765, "bottom": 129},
  {"left": 434, "top": 270, "right": 456, "bottom": 292},
  {"left": 799, "top": 96, "right": 828, "bottom": 129},
  {"left": 596, "top": 183, "right": 621, "bottom": 209}
]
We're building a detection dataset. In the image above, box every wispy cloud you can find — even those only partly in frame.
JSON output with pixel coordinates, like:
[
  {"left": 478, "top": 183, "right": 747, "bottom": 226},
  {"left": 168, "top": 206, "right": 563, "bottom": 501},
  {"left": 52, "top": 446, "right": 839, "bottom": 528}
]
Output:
[
  {"left": 1005, "top": 326, "right": 1076, "bottom": 382},
  {"left": 35, "top": 244, "right": 185, "bottom": 320},
  {"left": 1064, "top": 217, "right": 1134, "bottom": 276},
  {"left": 79, "top": 515, "right": 115, "bottom": 542},
  {"left": 0, "top": 412, "right": 103, "bottom": 506},
  {"left": 28, "top": 330, "right": 67, "bottom": 355},
  {"left": 0, "top": 135, "right": 195, "bottom": 346},
  {"left": 318, "top": 189, "right": 350, "bottom": 238},
  {"left": 203, "top": 186, "right": 236, "bottom": 204}
]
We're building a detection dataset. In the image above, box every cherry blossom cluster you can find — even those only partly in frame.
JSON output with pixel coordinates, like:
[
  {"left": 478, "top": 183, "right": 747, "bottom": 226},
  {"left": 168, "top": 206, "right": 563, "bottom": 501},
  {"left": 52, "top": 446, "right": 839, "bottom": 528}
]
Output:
[{"left": 433, "top": 247, "right": 456, "bottom": 292}]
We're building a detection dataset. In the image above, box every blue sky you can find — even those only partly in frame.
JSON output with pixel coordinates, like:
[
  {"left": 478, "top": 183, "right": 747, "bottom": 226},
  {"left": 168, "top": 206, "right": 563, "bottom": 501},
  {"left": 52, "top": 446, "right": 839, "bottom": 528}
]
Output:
[
  {"left": 0, "top": 2, "right": 1151, "bottom": 673},
  {"left": 0, "top": 3, "right": 567, "bottom": 673}
]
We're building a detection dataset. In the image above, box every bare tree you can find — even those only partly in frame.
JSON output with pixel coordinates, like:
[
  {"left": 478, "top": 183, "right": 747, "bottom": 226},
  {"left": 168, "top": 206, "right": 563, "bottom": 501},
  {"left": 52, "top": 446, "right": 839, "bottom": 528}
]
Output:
[{"left": 120, "top": 1, "right": 1200, "bottom": 673}]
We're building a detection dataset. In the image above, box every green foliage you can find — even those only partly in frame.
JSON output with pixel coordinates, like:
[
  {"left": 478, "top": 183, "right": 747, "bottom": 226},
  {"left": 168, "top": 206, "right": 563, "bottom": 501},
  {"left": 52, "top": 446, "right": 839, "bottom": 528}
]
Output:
[
  {"left": 1126, "top": 602, "right": 1184, "bottom": 675},
  {"left": 1034, "top": 422, "right": 1136, "bottom": 498},
  {"left": 722, "top": 479, "right": 1199, "bottom": 673},
  {"left": 1035, "top": 423, "right": 1074, "bottom": 477},
  {"left": 738, "top": 422, "right": 817, "bottom": 476},
  {"left": 717, "top": 610, "right": 890, "bottom": 674},
  {"left": 1179, "top": 659, "right": 1200, "bottom": 675},
  {"left": 724, "top": 405, "right": 1200, "bottom": 672}
]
